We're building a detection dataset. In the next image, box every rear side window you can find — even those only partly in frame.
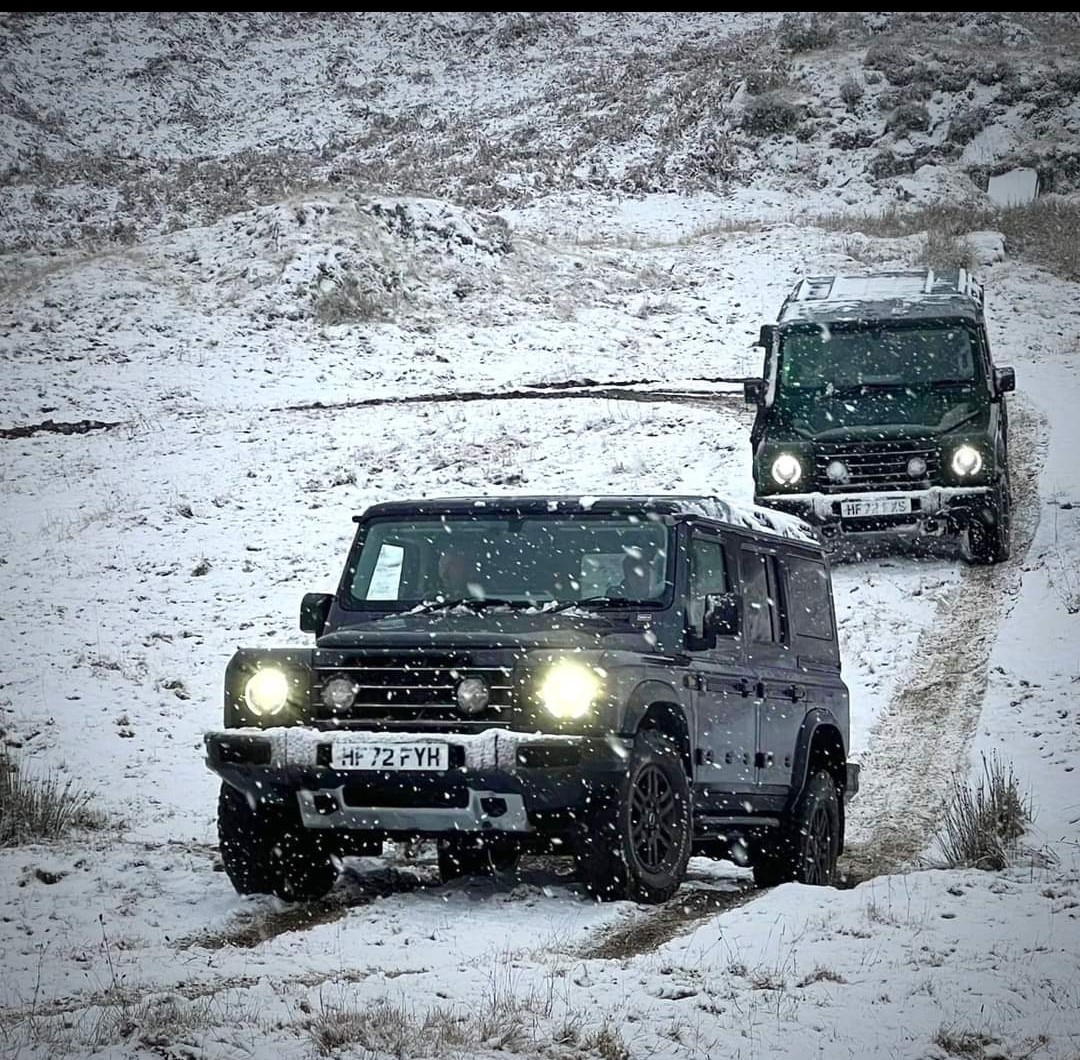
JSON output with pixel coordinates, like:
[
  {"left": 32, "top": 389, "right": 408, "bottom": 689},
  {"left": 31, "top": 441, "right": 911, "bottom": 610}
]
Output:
[
  {"left": 741, "top": 550, "right": 785, "bottom": 645},
  {"left": 785, "top": 557, "right": 835, "bottom": 641}
]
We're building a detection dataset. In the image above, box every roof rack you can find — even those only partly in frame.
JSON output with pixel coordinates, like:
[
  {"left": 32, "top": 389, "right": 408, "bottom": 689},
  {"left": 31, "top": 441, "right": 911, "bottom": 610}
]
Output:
[{"left": 778, "top": 268, "right": 984, "bottom": 322}]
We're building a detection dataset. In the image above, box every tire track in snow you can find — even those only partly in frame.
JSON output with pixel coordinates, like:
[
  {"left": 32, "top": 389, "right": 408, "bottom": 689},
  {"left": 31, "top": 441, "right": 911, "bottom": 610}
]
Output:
[{"left": 841, "top": 396, "right": 1046, "bottom": 881}]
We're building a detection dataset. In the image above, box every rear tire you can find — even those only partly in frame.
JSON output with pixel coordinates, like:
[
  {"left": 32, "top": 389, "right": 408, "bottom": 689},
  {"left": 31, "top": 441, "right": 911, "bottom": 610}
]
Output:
[
  {"left": 217, "top": 783, "right": 338, "bottom": 902},
  {"left": 573, "top": 729, "right": 692, "bottom": 903},
  {"left": 752, "top": 770, "right": 841, "bottom": 888}
]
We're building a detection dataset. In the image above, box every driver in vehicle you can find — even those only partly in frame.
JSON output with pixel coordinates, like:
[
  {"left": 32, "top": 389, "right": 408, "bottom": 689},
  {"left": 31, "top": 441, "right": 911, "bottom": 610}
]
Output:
[
  {"left": 608, "top": 546, "right": 659, "bottom": 599},
  {"left": 436, "top": 549, "right": 483, "bottom": 599}
]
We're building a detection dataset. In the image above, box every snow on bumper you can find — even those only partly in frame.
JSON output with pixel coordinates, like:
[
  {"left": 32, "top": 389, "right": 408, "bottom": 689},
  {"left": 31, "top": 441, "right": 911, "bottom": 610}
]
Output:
[
  {"left": 203, "top": 725, "right": 591, "bottom": 772},
  {"left": 761, "top": 485, "right": 993, "bottom": 523}
]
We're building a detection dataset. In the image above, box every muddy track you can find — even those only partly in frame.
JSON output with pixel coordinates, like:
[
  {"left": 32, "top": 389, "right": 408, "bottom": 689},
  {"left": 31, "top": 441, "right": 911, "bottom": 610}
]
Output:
[
  {"left": 580, "top": 882, "right": 756, "bottom": 960},
  {"left": 0, "top": 417, "right": 123, "bottom": 439},
  {"left": 840, "top": 396, "right": 1046, "bottom": 880},
  {"left": 0, "top": 382, "right": 743, "bottom": 442},
  {"left": 273, "top": 381, "right": 743, "bottom": 415}
]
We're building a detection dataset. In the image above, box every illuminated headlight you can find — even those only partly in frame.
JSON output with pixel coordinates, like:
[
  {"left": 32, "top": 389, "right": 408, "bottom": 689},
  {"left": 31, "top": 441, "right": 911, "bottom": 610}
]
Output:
[
  {"left": 950, "top": 444, "right": 983, "bottom": 477},
  {"left": 243, "top": 667, "right": 289, "bottom": 716},
  {"left": 456, "top": 676, "right": 490, "bottom": 716},
  {"left": 321, "top": 676, "right": 356, "bottom": 712},
  {"left": 770, "top": 453, "right": 803, "bottom": 486},
  {"left": 826, "top": 459, "right": 848, "bottom": 484},
  {"left": 538, "top": 661, "right": 603, "bottom": 720},
  {"left": 907, "top": 456, "right": 928, "bottom": 478}
]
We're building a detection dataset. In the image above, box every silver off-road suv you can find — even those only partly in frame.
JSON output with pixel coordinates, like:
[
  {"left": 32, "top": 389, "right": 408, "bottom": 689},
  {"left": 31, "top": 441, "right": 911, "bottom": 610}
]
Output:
[{"left": 204, "top": 494, "right": 858, "bottom": 903}]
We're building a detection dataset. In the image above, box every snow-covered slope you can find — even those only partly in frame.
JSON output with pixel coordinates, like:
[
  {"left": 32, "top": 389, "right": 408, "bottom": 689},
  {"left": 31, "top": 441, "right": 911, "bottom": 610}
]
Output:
[{"left": 2, "top": 12, "right": 1080, "bottom": 1060}]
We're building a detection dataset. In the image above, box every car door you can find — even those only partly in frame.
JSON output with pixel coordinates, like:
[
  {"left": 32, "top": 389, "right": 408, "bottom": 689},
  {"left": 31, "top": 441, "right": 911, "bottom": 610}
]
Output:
[
  {"left": 685, "top": 528, "right": 756, "bottom": 800},
  {"left": 739, "top": 545, "right": 804, "bottom": 795}
]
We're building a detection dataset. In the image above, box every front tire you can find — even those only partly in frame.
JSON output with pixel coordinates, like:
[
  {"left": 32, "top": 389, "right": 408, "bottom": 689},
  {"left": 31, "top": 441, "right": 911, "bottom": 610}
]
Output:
[
  {"left": 752, "top": 770, "right": 841, "bottom": 888},
  {"left": 217, "top": 783, "right": 338, "bottom": 902},
  {"left": 574, "top": 729, "right": 692, "bottom": 903},
  {"left": 966, "top": 481, "right": 1011, "bottom": 566}
]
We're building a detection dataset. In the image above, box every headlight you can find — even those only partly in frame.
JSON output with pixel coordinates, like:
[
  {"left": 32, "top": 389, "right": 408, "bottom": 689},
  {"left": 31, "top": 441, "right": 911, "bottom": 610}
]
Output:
[
  {"left": 538, "top": 660, "right": 602, "bottom": 720},
  {"left": 950, "top": 444, "right": 983, "bottom": 477},
  {"left": 771, "top": 453, "right": 803, "bottom": 486},
  {"left": 321, "top": 676, "right": 356, "bottom": 712},
  {"left": 244, "top": 667, "right": 290, "bottom": 716}
]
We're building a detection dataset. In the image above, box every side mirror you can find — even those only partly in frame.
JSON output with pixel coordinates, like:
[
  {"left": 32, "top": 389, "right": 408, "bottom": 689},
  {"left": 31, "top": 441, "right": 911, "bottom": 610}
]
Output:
[
  {"left": 300, "top": 592, "right": 333, "bottom": 637},
  {"left": 993, "top": 366, "right": 1015, "bottom": 395},
  {"left": 743, "top": 378, "right": 765, "bottom": 406},
  {"left": 757, "top": 324, "right": 776, "bottom": 349},
  {"left": 704, "top": 592, "right": 740, "bottom": 638}
]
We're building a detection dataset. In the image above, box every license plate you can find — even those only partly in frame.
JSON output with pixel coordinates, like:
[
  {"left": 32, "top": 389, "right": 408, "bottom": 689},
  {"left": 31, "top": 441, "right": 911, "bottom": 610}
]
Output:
[
  {"left": 330, "top": 741, "right": 449, "bottom": 771},
  {"left": 840, "top": 497, "right": 911, "bottom": 518}
]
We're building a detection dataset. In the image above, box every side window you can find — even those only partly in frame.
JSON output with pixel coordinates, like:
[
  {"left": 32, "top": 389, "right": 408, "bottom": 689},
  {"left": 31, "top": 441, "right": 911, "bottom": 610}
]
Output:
[
  {"left": 785, "top": 557, "right": 835, "bottom": 642},
  {"left": 687, "top": 535, "right": 729, "bottom": 637},
  {"left": 741, "top": 549, "right": 785, "bottom": 645}
]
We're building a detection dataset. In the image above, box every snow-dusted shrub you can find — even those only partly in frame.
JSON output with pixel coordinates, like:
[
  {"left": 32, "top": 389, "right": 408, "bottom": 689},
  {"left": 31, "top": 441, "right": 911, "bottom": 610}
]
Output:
[
  {"left": 839, "top": 77, "right": 865, "bottom": 109},
  {"left": 741, "top": 94, "right": 800, "bottom": 136},
  {"left": 744, "top": 64, "right": 788, "bottom": 95},
  {"left": 776, "top": 13, "right": 836, "bottom": 53},
  {"left": 946, "top": 107, "right": 988, "bottom": 146},
  {"left": 887, "top": 102, "right": 931, "bottom": 134},
  {"left": 0, "top": 747, "right": 106, "bottom": 845},
  {"left": 864, "top": 43, "right": 918, "bottom": 85},
  {"left": 938, "top": 754, "right": 1030, "bottom": 871}
]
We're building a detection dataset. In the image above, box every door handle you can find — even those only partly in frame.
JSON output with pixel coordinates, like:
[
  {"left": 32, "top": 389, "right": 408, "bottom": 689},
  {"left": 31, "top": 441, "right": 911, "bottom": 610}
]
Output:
[{"left": 785, "top": 684, "right": 806, "bottom": 702}]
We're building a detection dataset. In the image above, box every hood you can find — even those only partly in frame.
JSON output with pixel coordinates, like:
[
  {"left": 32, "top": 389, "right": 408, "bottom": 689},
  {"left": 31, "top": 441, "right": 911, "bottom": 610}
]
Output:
[
  {"left": 317, "top": 607, "right": 658, "bottom": 652},
  {"left": 774, "top": 386, "right": 986, "bottom": 440}
]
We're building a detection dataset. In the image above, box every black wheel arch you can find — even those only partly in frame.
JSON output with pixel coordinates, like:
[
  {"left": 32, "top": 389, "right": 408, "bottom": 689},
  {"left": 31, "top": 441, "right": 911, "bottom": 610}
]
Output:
[
  {"left": 622, "top": 684, "right": 693, "bottom": 777},
  {"left": 789, "top": 710, "right": 848, "bottom": 811}
]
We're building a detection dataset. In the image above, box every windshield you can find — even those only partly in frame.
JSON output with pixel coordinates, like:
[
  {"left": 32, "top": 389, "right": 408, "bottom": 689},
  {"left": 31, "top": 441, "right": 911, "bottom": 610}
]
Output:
[
  {"left": 343, "top": 513, "right": 673, "bottom": 609},
  {"left": 779, "top": 323, "right": 978, "bottom": 393}
]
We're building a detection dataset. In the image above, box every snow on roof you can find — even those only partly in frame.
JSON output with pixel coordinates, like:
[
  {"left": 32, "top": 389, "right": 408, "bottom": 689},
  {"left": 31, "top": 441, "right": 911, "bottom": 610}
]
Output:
[
  {"left": 779, "top": 268, "right": 984, "bottom": 325},
  {"left": 360, "top": 494, "right": 821, "bottom": 546}
]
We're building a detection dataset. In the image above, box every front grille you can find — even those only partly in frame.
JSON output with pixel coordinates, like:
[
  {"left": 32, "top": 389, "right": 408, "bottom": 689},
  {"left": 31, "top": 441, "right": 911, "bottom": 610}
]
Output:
[
  {"left": 313, "top": 653, "right": 514, "bottom": 723},
  {"left": 814, "top": 440, "right": 938, "bottom": 493}
]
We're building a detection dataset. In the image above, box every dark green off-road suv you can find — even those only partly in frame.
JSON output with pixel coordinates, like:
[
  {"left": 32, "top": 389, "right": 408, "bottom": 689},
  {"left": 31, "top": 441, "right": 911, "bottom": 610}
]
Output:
[
  {"left": 745, "top": 269, "right": 1015, "bottom": 564},
  {"left": 204, "top": 494, "right": 858, "bottom": 904}
]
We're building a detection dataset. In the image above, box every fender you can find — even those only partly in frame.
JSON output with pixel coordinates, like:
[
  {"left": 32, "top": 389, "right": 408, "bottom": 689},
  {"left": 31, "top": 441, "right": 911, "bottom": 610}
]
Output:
[
  {"left": 622, "top": 678, "right": 695, "bottom": 777},
  {"left": 787, "top": 708, "right": 847, "bottom": 810}
]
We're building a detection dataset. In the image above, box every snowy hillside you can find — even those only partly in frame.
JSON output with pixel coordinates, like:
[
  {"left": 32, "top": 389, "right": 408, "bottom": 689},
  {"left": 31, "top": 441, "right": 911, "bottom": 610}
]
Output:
[{"left": 2, "top": 12, "right": 1080, "bottom": 1060}]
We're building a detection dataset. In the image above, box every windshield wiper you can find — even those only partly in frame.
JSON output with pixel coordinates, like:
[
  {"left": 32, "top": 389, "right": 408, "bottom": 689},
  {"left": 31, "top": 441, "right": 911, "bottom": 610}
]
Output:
[
  {"left": 546, "top": 596, "right": 652, "bottom": 613},
  {"left": 412, "top": 597, "right": 528, "bottom": 614},
  {"left": 828, "top": 382, "right": 906, "bottom": 396},
  {"left": 930, "top": 378, "right": 974, "bottom": 387}
]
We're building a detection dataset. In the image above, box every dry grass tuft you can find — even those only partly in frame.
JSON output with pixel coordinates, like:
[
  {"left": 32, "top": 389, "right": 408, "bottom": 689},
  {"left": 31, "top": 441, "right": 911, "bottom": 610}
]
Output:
[{"left": 0, "top": 747, "right": 107, "bottom": 846}]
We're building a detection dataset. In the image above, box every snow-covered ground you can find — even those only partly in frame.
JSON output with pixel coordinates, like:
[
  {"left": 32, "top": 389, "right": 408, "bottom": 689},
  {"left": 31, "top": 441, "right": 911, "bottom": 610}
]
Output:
[{"left": 2, "top": 12, "right": 1080, "bottom": 1060}]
